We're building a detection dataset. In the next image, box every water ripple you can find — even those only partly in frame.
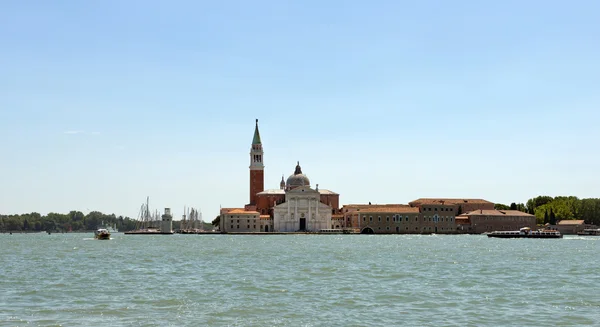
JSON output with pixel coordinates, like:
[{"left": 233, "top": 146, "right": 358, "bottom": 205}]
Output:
[{"left": 1, "top": 234, "right": 600, "bottom": 326}]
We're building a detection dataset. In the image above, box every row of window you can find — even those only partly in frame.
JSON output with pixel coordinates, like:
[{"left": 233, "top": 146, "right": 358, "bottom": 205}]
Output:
[
  {"left": 361, "top": 216, "right": 455, "bottom": 223},
  {"left": 229, "top": 216, "right": 258, "bottom": 220},
  {"left": 364, "top": 226, "right": 455, "bottom": 231},
  {"left": 475, "top": 217, "right": 532, "bottom": 221},
  {"left": 233, "top": 219, "right": 257, "bottom": 223},
  {"left": 362, "top": 215, "right": 413, "bottom": 222},
  {"left": 424, "top": 207, "right": 454, "bottom": 212}
]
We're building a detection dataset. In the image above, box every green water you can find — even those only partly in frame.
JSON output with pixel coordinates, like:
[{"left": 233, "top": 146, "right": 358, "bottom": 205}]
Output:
[{"left": 1, "top": 233, "right": 599, "bottom": 326}]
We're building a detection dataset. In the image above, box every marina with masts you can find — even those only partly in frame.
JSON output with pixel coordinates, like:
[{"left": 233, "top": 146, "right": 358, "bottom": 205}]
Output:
[
  {"left": 124, "top": 197, "right": 174, "bottom": 235},
  {"left": 176, "top": 207, "right": 206, "bottom": 234}
]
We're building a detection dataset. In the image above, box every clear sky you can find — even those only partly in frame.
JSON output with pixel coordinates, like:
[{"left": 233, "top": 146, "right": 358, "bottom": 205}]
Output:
[{"left": 1, "top": 0, "right": 599, "bottom": 221}]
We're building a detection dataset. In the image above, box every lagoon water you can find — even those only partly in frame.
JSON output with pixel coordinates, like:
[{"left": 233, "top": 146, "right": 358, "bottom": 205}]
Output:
[{"left": 1, "top": 233, "right": 599, "bottom": 326}]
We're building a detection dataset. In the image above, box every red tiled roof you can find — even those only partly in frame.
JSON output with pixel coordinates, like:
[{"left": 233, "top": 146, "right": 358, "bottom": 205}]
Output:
[
  {"left": 226, "top": 209, "right": 259, "bottom": 214},
  {"left": 464, "top": 209, "right": 534, "bottom": 217},
  {"left": 498, "top": 210, "right": 535, "bottom": 216},
  {"left": 220, "top": 207, "right": 242, "bottom": 213},
  {"left": 410, "top": 198, "right": 493, "bottom": 205},
  {"left": 557, "top": 220, "right": 585, "bottom": 225},
  {"left": 343, "top": 204, "right": 409, "bottom": 208},
  {"left": 351, "top": 206, "right": 420, "bottom": 214}
]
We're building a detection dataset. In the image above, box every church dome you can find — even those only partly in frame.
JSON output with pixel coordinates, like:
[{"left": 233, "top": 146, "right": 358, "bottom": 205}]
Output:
[{"left": 286, "top": 162, "right": 310, "bottom": 190}]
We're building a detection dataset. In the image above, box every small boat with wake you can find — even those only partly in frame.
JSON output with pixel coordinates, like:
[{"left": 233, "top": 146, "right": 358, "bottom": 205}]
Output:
[
  {"left": 577, "top": 228, "right": 600, "bottom": 236},
  {"left": 487, "top": 227, "right": 562, "bottom": 239},
  {"left": 94, "top": 228, "right": 111, "bottom": 240}
]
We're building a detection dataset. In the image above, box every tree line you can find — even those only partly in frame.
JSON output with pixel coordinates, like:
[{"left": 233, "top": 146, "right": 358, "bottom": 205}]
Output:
[
  {"left": 0, "top": 210, "right": 215, "bottom": 232},
  {"left": 494, "top": 195, "right": 600, "bottom": 225},
  {"left": 0, "top": 211, "right": 139, "bottom": 232}
]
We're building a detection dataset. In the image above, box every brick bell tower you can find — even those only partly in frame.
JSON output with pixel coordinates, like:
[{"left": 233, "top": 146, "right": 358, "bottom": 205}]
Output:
[{"left": 249, "top": 119, "right": 264, "bottom": 205}]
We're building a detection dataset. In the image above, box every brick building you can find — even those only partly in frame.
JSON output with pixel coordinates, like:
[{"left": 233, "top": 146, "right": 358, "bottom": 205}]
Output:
[
  {"left": 409, "top": 198, "right": 494, "bottom": 215},
  {"left": 342, "top": 202, "right": 458, "bottom": 234},
  {"left": 456, "top": 209, "right": 536, "bottom": 234}
]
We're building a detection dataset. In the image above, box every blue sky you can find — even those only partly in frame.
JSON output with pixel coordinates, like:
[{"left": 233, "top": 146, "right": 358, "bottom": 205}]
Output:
[{"left": 1, "top": 0, "right": 599, "bottom": 221}]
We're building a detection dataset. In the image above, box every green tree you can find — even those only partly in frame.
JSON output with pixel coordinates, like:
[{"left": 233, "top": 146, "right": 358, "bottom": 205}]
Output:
[
  {"left": 526, "top": 195, "right": 554, "bottom": 214},
  {"left": 580, "top": 198, "right": 600, "bottom": 225},
  {"left": 549, "top": 209, "right": 557, "bottom": 225},
  {"left": 71, "top": 221, "right": 83, "bottom": 231},
  {"left": 494, "top": 203, "right": 510, "bottom": 210},
  {"left": 212, "top": 215, "right": 220, "bottom": 227},
  {"left": 0, "top": 211, "right": 136, "bottom": 232},
  {"left": 69, "top": 210, "right": 85, "bottom": 222},
  {"left": 509, "top": 203, "right": 517, "bottom": 210},
  {"left": 544, "top": 210, "right": 549, "bottom": 224},
  {"left": 5, "top": 216, "right": 21, "bottom": 231},
  {"left": 47, "top": 213, "right": 68, "bottom": 230},
  {"left": 84, "top": 211, "right": 104, "bottom": 230},
  {"left": 43, "top": 219, "right": 56, "bottom": 232}
]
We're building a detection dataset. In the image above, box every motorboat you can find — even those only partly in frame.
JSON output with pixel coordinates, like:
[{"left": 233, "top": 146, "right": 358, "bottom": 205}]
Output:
[
  {"left": 487, "top": 227, "right": 562, "bottom": 239},
  {"left": 577, "top": 228, "right": 600, "bottom": 236},
  {"left": 94, "top": 228, "right": 111, "bottom": 240}
]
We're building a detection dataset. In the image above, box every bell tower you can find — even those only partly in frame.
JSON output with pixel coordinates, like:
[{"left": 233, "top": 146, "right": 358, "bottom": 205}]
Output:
[{"left": 249, "top": 119, "right": 264, "bottom": 205}]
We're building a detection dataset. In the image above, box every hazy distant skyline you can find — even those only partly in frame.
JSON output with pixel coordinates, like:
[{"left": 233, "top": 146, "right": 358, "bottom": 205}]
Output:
[{"left": 1, "top": 0, "right": 599, "bottom": 221}]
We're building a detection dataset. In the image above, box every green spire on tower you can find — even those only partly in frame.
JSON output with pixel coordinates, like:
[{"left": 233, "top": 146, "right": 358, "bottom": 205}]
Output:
[{"left": 252, "top": 118, "right": 262, "bottom": 145}]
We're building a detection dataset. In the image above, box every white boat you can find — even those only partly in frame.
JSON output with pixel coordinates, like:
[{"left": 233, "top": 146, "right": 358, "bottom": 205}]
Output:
[
  {"left": 577, "top": 228, "right": 600, "bottom": 236},
  {"left": 487, "top": 227, "right": 562, "bottom": 239},
  {"left": 94, "top": 228, "right": 111, "bottom": 240}
]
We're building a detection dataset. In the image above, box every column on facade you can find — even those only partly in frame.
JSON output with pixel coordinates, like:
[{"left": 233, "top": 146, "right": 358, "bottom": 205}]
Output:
[
  {"left": 308, "top": 199, "right": 312, "bottom": 231},
  {"left": 294, "top": 198, "right": 298, "bottom": 231},
  {"left": 286, "top": 199, "right": 290, "bottom": 232}
]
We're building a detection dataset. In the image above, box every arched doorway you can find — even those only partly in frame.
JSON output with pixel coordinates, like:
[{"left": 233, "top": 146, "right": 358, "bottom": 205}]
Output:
[{"left": 361, "top": 227, "right": 374, "bottom": 234}]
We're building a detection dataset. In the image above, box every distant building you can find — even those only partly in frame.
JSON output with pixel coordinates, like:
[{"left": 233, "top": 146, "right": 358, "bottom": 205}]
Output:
[
  {"left": 409, "top": 198, "right": 494, "bottom": 214},
  {"left": 220, "top": 209, "right": 260, "bottom": 233},
  {"left": 342, "top": 203, "right": 458, "bottom": 234},
  {"left": 456, "top": 209, "right": 536, "bottom": 234},
  {"left": 553, "top": 220, "right": 589, "bottom": 235}
]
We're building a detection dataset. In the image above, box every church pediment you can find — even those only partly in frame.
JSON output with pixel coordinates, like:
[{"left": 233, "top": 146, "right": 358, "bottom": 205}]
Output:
[{"left": 286, "top": 185, "right": 319, "bottom": 195}]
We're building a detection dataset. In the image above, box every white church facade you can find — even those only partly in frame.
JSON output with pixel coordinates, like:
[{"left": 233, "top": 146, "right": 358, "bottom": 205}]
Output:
[{"left": 273, "top": 185, "right": 333, "bottom": 232}]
